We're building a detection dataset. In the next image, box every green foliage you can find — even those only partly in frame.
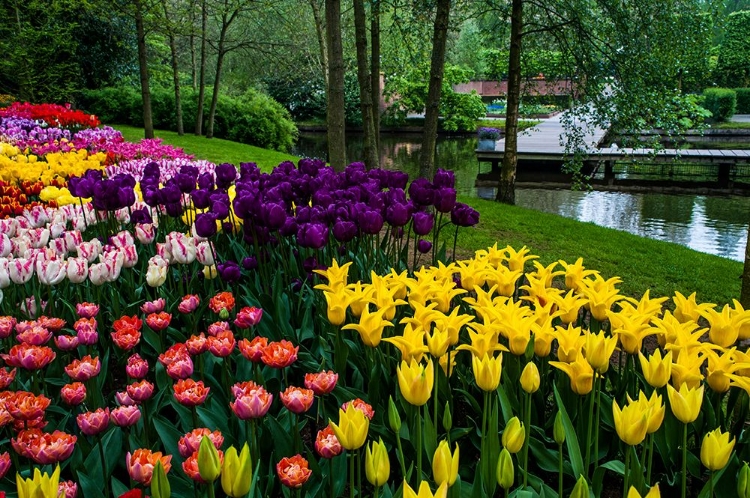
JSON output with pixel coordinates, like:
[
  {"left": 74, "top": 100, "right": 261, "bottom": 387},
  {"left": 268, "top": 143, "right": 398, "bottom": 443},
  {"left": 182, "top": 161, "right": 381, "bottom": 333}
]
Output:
[
  {"left": 79, "top": 86, "right": 298, "bottom": 152},
  {"left": 716, "top": 10, "right": 750, "bottom": 87},
  {"left": 483, "top": 48, "right": 572, "bottom": 81},
  {"left": 703, "top": 88, "right": 737, "bottom": 122},
  {"left": 656, "top": 93, "right": 711, "bottom": 130},
  {"left": 735, "top": 88, "right": 750, "bottom": 114},
  {"left": 384, "top": 64, "right": 486, "bottom": 132}
]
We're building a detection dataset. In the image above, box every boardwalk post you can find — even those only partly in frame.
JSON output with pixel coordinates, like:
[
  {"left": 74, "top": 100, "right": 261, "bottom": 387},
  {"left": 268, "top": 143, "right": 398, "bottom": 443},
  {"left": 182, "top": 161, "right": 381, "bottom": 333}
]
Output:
[{"left": 718, "top": 162, "right": 732, "bottom": 189}]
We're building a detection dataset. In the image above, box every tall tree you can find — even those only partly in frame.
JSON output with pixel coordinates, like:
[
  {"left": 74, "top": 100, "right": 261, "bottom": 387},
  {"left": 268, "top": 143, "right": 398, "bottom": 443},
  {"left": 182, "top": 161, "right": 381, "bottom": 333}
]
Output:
[
  {"left": 371, "top": 0, "right": 381, "bottom": 152},
  {"left": 495, "top": 0, "right": 522, "bottom": 204},
  {"left": 353, "top": 0, "right": 378, "bottom": 169},
  {"left": 195, "top": 0, "right": 208, "bottom": 135},
  {"left": 160, "top": 0, "right": 185, "bottom": 135},
  {"left": 325, "top": 0, "right": 347, "bottom": 170},
  {"left": 419, "top": 0, "right": 451, "bottom": 179},
  {"left": 134, "top": 0, "right": 154, "bottom": 139},
  {"left": 206, "top": 0, "right": 247, "bottom": 139}
]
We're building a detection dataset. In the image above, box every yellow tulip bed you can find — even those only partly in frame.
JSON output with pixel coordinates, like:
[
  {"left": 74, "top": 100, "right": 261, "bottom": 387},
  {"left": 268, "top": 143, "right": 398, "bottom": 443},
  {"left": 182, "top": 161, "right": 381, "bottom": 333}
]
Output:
[{"left": 317, "top": 243, "right": 750, "bottom": 498}]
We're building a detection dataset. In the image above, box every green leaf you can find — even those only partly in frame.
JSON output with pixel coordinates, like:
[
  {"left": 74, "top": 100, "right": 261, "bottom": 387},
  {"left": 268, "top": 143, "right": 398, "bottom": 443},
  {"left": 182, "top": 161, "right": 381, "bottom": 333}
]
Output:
[
  {"left": 77, "top": 471, "right": 106, "bottom": 498},
  {"left": 553, "top": 384, "right": 585, "bottom": 479},
  {"left": 424, "top": 407, "right": 438, "bottom": 466}
]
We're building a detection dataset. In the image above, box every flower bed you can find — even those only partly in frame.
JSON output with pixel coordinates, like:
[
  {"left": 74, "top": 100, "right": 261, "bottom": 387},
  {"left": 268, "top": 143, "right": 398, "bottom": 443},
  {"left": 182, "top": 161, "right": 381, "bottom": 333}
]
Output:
[{"left": 0, "top": 102, "right": 745, "bottom": 498}]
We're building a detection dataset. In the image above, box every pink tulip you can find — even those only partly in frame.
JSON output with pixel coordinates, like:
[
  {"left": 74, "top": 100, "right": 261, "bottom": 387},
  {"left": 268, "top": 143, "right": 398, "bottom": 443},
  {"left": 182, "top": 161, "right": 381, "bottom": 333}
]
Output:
[
  {"left": 66, "top": 257, "right": 89, "bottom": 284},
  {"left": 126, "top": 354, "right": 149, "bottom": 379},
  {"left": 77, "top": 408, "right": 110, "bottom": 436},
  {"left": 135, "top": 223, "right": 156, "bottom": 245},
  {"left": 9, "top": 258, "right": 34, "bottom": 284},
  {"left": 110, "top": 405, "right": 141, "bottom": 427}
]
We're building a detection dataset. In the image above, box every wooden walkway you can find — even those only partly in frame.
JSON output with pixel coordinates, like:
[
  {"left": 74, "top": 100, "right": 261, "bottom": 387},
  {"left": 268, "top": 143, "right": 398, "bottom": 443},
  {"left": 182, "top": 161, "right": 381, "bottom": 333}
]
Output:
[{"left": 478, "top": 112, "right": 750, "bottom": 165}]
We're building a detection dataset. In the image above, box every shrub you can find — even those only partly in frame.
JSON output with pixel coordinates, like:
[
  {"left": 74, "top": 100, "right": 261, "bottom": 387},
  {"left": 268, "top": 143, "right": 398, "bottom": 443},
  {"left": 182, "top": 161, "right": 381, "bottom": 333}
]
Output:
[
  {"left": 735, "top": 88, "right": 750, "bottom": 114},
  {"left": 715, "top": 11, "right": 750, "bottom": 88},
  {"left": 702, "top": 88, "right": 736, "bottom": 122},
  {"left": 78, "top": 86, "right": 298, "bottom": 151}
]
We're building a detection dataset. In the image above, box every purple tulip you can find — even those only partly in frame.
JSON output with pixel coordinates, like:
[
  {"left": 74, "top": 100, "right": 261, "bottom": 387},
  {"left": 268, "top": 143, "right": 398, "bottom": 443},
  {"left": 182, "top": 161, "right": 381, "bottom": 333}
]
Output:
[
  {"left": 165, "top": 202, "right": 184, "bottom": 217},
  {"left": 279, "top": 216, "right": 298, "bottom": 237},
  {"left": 433, "top": 168, "right": 455, "bottom": 189},
  {"left": 297, "top": 222, "right": 329, "bottom": 249},
  {"left": 359, "top": 209, "right": 384, "bottom": 235},
  {"left": 413, "top": 211, "right": 434, "bottom": 236},
  {"left": 417, "top": 239, "right": 432, "bottom": 253},
  {"left": 211, "top": 201, "right": 230, "bottom": 221},
  {"left": 217, "top": 260, "right": 241, "bottom": 283},
  {"left": 215, "top": 163, "right": 237, "bottom": 189},
  {"left": 130, "top": 207, "right": 152, "bottom": 225},
  {"left": 451, "top": 203, "right": 480, "bottom": 227},
  {"left": 242, "top": 256, "right": 258, "bottom": 270},
  {"left": 195, "top": 213, "right": 218, "bottom": 237},
  {"left": 385, "top": 203, "right": 411, "bottom": 227},
  {"left": 409, "top": 178, "right": 435, "bottom": 206},
  {"left": 175, "top": 173, "right": 196, "bottom": 193},
  {"left": 263, "top": 203, "right": 287, "bottom": 230},
  {"left": 197, "top": 172, "right": 215, "bottom": 190},
  {"left": 333, "top": 220, "right": 357, "bottom": 242},
  {"left": 191, "top": 189, "right": 211, "bottom": 210},
  {"left": 434, "top": 187, "right": 457, "bottom": 213}
]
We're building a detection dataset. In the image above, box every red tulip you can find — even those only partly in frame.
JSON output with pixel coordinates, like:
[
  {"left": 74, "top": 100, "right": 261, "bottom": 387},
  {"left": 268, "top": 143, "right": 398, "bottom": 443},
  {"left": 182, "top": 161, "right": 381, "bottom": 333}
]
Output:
[
  {"left": 261, "top": 340, "right": 298, "bottom": 368},
  {"left": 234, "top": 306, "right": 262, "bottom": 328}
]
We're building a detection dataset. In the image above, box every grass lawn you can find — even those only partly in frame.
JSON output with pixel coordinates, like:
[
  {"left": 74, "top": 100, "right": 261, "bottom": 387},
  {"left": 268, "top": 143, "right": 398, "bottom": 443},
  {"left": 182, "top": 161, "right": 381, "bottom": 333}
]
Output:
[
  {"left": 112, "top": 124, "right": 743, "bottom": 305},
  {"left": 712, "top": 121, "right": 750, "bottom": 130},
  {"left": 112, "top": 124, "right": 298, "bottom": 172}
]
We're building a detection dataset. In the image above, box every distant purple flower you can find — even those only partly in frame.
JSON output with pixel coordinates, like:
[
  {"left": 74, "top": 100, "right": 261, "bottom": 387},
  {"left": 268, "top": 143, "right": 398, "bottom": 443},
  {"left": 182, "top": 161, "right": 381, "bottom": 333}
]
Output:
[
  {"left": 217, "top": 260, "right": 241, "bottom": 283},
  {"left": 297, "top": 223, "right": 328, "bottom": 249},
  {"left": 451, "top": 203, "right": 480, "bottom": 227},
  {"left": 358, "top": 209, "right": 384, "bottom": 235},
  {"left": 417, "top": 240, "right": 432, "bottom": 253},
  {"left": 242, "top": 256, "right": 258, "bottom": 270},
  {"left": 215, "top": 163, "right": 237, "bottom": 189},
  {"left": 333, "top": 220, "right": 357, "bottom": 243}
]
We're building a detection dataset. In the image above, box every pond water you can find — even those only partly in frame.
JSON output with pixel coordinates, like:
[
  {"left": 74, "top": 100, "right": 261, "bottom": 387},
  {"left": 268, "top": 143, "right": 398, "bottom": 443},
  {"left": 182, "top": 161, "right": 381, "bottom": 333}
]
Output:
[{"left": 293, "top": 132, "right": 750, "bottom": 261}]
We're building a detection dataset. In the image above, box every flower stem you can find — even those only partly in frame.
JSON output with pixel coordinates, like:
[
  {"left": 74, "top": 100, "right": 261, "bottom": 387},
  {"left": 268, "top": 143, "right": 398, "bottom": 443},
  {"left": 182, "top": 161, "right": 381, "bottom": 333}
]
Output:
[
  {"left": 584, "top": 380, "right": 596, "bottom": 475},
  {"left": 98, "top": 434, "right": 110, "bottom": 498},
  {"left": 593, "top": 375, "right": 601, "bottom": 472},
  {"left": 682, "top": 423, "right": 688, "bottom": 498},
  {"left": 349, "top": 452, "right": 355, "bottom": 498},
  {"left": 416, "top": 404, "right": 423, "bottom": 485},
  {"left": 623, "top": 445, "right": 631, "bottom": 498},
  {"left": 558, "top": 443, "right": 564, "bottom": 498},
  {"left": 523, "top": 391, "right": 531, "bottom": 488}
]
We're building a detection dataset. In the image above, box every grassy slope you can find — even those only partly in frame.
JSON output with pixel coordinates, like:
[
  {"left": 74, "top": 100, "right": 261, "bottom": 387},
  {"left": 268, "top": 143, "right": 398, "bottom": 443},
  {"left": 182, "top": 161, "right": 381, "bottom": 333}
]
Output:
[
  {"left": 114, "top": 124, "right": 742, "bottom": 305},
  {"left": 113, "top": 124, "right": 297, "bottom": 172}
]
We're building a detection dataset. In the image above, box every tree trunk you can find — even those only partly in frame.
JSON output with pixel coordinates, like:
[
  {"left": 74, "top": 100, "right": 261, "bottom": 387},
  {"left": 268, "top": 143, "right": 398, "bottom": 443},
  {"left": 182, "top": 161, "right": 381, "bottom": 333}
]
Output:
[
  {"left": 419, "top": 0, "right": 451, "bottom": 179},
  {"left": 496, "top": 0, "right": 523, "bottom": 204},
  {"left": 206, "top": 24, "right": 228, "bottom": 139},
  {"left": 134, "top": 0, "right": 154, "bottom": 139},
  {"left": 309, "top": 0, "right": 328, "bottom": 88},
  {"left": 190, "top": 0, "right": 197, "bottom": 91},
  {"left": 168, "top": 32, "right": 184, "bottom": 135},
  {"left": 370, "top": 0, "right": 381, "bottom": 154},
  {"left": 353, "top": 0, "right": 378, "bottom": 169},
  {"left": 195, "top": 0, "right": 208, "bottom": 136},
  {"left": 325, "top": 0, "right": 347, "bottom": 170}
]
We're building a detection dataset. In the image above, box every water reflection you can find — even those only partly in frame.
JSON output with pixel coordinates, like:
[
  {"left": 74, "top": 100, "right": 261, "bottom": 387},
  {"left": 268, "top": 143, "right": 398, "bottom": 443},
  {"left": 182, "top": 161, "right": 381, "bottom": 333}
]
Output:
[{"left": 293, "top": 132, "right": 750, "bottom": 261}]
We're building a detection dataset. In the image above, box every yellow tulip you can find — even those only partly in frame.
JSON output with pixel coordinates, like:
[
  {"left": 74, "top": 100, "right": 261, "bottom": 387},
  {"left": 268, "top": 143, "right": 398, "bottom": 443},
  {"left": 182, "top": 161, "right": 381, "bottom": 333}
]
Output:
[
  {"left": 700, "top": 428, "right": 735, "bottom": 471},
  {"left": 670, "top": 349, "right": 706, "bottom": 390},
  {"left": 428, "top": 280, "right": 467, "bottom": 314},
  {"left": 341, "top": 306, "right": 393, "bottom": 347},
  {"left": 439, "top": 352, "right": 456, "bottom": 378},
  {"left": 383, "top": 323, "right": 428, "bottom": 363},
  {"left": 385, "top": 269, "right": 411, "bottom": 300},
  {"left": 365, "top": 438, "right": 390, "bottom": 486},
  {"left": 458, "top": 323, "right": 508, "bottom": 358},
  {"left": 330, "top": 404, "right": 369, "bottom": 450},
  {"left": 504, "top": 245, "right": 538, "bottom": 272},
  {"left": 706, "top": 348, "right": 742, "bottom": 393},
  {"left": 583, "top": 331, "right": 618, "bottom": 374},
  {"left": 17, "top": 466, "right": 60, "bottom": 498},
  {"left": 552, "top": 289, "right": 588, "bottom": 325},
  {"left": 397, "top": 358, "right": 434, "bottom": 406},
  {"left": 403, "top": 480, "right": 448, "bottom": 498},
  {"left": 701, "top": 304, "right": 740, "bottom": 348},
  {"left": 434, "top": 307, "right": 474, "bottom": 346},
  {"left": 496, "top": 448, "right": 514, "bottom": 490},
  {"left": 432, "top": 440, "right": 459, "bottom": 487},
  {"left": 612, "top": 399, "right": 649, "bottom": 446},
  {"left": 627, "top": 484, "right": 661, "bottom": 498},
  {"left": 369, "top": 274, "right": 406, "bottom": 320},
  {"left": 731, "top": 299, "right": 750, "bottom": 340},
  {"left": 638, "top": 390, "right": 665, "bottom": 434},
  {"left": 550, "top": 355, "right": 594, "bottom": 395},
  {"left": 346, "top": 282, "right": 375, "bottom": 317},
  {"left": 559, "top": 257, "right": 598, "bottom": 292},
  {"left": 198, "top": 435, "right": 221, "bottom": 482},
  {"left": 502, "top": 416, "right": 525, "bottom": 453},
  {"left": 610, "top": 310, "right": 655, "bottom": 355},
  {"left": 638, "top": 350, "right": 672, "bottom": 388},
  {"left": 471, "top": 353, "right": 503, "bottom": 392},
  {"left": 313, "top": 259, "right": 353, "bottom": 293},
  {"left": 519, "top": 274, "right": 562, "bottom": 309},
  {"left": 554, "top": 324, "right": 585, "bottom": 363},
  {"left": 672, "top": 291, "right": 715, "bottom": 324},
  {"left": 580, "top": 274, "right": 623, "bottom": 321},
  {"left": 486, "top": 264, "right": 523, "bottom": 297},
  {"left": 425, "top": 326, "right": 451, "bottom": 358},
  {"left": 531, "top": 318, "right": 556, "bottom": 358},
  {"left": 221, "top": 444, "right": 252, "bottom": 498},
  {"left": 520, "top": 362, "right": 540, "bottom": 394},
  {"left": 666, "top": 383, "right": 704, "bottom": 424},
  {"left": 323, "top": 290, "right": 350, "bottom": 326}
]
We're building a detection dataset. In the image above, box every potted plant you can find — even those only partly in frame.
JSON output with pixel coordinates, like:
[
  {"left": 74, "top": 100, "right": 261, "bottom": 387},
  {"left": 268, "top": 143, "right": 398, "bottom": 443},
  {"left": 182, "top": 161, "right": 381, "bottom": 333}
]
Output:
[{"left": 477, "top": 127, "right": 501, "bottom": 150}]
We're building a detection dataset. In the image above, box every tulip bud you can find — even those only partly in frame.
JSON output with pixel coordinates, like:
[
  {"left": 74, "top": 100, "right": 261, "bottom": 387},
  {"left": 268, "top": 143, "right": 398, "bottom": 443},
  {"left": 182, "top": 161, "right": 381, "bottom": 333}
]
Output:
[
  {"left": 520, "top": 362, "right": 540, "bottom": 394},
  {"left": 502, "top": 417, "right": 525, "bottom": 454},
  {"left": 739, "top": 462, "right": 750, "bottom": 498},
  {"left": 365, "top": 438, "right": 390, "bottom": 487},
  {"left": 442, "top": 401, "right": 452, "bottom": 432},
  {"left": 432, "top": 440, "right": 459, "bottom": 487},
  {"left": 222, "top": 444, "right": 252, "bottom": 498},
  {"left": 151, "top": 461, "right": 171, "bottom": 498},
  {"left": 496, "top": 448, "right": 514, "bottom": 490},
  {"left": 388, "top": 396, "right": 402, "bottom": 433},
  {"left": 219, "top": 308, "right": 230, "bottom": 320},
  {"left": 553, "top": 411, "right": 566, "bottom": 446},
  {"left": 570, "top": 475, "right": 589, "bottom": 498},
  {"left": 198, "top": 436, "right": 221, "bottom": 482},
  {"left": 524, "top": 333, "right": 535, "bottom": 361}
]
